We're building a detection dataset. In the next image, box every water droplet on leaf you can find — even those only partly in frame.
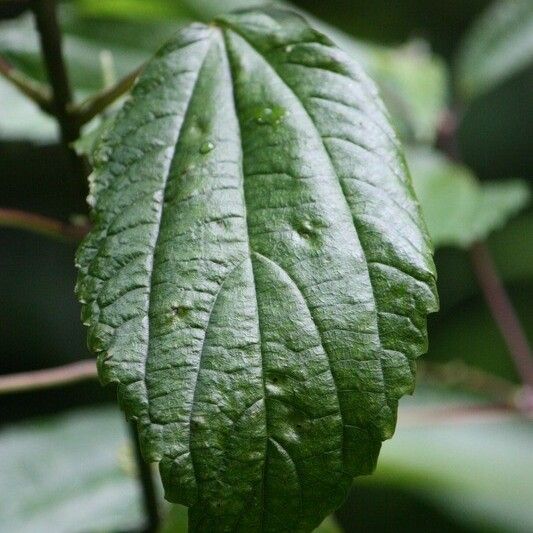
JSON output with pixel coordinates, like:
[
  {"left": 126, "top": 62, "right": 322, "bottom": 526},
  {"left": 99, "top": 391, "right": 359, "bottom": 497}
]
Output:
[
  {"left": 254, "top": 106, "right": 286, "bottom": 126},
  {"left": 199, "top": 141, "right": 214, "bottom": 154}
]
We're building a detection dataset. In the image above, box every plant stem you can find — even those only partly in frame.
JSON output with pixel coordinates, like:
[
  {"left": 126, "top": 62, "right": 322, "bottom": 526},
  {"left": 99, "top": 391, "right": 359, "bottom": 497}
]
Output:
[
  {"left": 418, "top": 360, "right": 519, "bottom": 403},
  {"left": 72, "top": 64, "right": 144, "bottom": 125},
  {"left": 0, "top": 54, "right": 53, "bottom": 113},
  {"left": 32, "top": 0, "right": 79, "bottom": 144},
  {"left": 0, "top": 360, "right": 97, "bottom": 395},
  {"left": 437, "top": 108, "right": 533, "bottom": 389},
  {"left": 399, "top": 403, "right": 518, "bottom": 428},
  {"left": 32, "top": 0, "right": 89, "bottom": 203},
  {"left": 0, "top": 208, "right": 89, "bottom": 242},
  {"left": 470, "top": 242, "right": 533, "bottom": 387},
  {"left": 128, "top": 422, "right": 160, "bottom": 533}
]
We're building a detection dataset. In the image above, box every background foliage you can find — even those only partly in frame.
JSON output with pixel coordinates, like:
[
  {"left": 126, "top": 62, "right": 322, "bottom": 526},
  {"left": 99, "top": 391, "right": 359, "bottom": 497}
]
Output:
[{"left": 0, "top": 0, "right": 532, "bottom": 531}]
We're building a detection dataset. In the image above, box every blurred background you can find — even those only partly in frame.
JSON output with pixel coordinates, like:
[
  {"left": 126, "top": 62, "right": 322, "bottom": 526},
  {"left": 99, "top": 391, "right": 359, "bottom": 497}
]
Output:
[{"left": 0, "top": 0, "right": 532, "bottom": 531}]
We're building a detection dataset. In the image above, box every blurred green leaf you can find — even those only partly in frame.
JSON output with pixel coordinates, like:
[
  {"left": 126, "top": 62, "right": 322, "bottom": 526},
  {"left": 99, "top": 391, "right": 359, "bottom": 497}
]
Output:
[
  {"left": 0, "top": 7, "right": 181, "bottom": 141},
  {"left": 367, "top": 385, "right": 533, "bottom": 532},
  {"left": 1, "top": 0, "right": 447, "bottom": 145},
  {"left": 456, "top": 0, "right": 533, "bottom": 101},
  {"left": 0, "top": 406, "right": 144, "bottom": 532},
  {"left": 351, "top": 40, "right": 448, "bottom": 143},
  {"left": 408, "top": 147, "right": 530, "bottom": 248},
  {"left": 314, "top": 516, "right": 343, "bottom": 533},
  {"left": 76, "top": 0, "right": 195, "bottom": 20},
  {"left": 491, "top": 211, "right": 533, "bottom": 281}
]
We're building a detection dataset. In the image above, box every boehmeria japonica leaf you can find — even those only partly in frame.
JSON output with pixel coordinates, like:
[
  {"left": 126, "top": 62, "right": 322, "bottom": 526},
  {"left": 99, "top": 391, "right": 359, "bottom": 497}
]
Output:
[{"left": 76, "top": 7, "right": 438, "bottom": 532}]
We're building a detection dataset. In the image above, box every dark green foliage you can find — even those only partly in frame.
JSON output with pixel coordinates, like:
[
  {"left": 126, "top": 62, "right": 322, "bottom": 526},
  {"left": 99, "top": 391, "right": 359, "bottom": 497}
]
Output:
[{"left": 76, "top": 8, "right": 437, "bottom": 531}]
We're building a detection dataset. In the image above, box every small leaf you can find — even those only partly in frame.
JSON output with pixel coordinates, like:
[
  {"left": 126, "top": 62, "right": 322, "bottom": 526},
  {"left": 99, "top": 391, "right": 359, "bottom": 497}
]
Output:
[
  {"left": 76, "top": 8, "right": 437, "bottom": 531},
  {"left": 408, "top": 148, "right": 530, "bottom": 248},
  {"left": 456, "top": 0, "right": 533, "bottom": 101},
  {"left": 350, "top": 40, "right": 448, "bottom": 143},
  {"left": 0, "top": 407, "right": 143, "bottom": 532},
  {"left": 369, "top": 385, "right": 533, "bottom": 532}
]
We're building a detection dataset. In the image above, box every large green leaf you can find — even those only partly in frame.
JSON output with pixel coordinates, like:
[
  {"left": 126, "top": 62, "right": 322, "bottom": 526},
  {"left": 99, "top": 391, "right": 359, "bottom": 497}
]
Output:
[
  {"left": 76, "top": 8, "right": 437, "bottom": 531},
  {"left": 408, "top": 148, "right": 530, "bottom": 248},
  {"left": 0, "top": 406, "right": 143, "bottom": 532},
  {"left": 456, "top": 0, "right": 533, "bottom": 101}
]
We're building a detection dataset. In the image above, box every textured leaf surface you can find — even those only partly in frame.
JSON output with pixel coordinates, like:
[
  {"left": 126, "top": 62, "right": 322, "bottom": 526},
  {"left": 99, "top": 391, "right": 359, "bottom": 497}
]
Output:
[
  {"left": 161, "top": 507, "right": 342, "bottom": 533},
  {"left": 76, "top": 8, "right": 437, "bottom": 532},
  {"left": 456, "top": 0, "right": 533, "bottom": 100},
  {"left": 408, "top": 148, "right": 530, "bottom": 248}
]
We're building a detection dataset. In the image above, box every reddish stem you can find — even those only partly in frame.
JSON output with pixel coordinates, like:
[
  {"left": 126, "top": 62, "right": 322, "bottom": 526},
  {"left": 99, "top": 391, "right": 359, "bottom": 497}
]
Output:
[
  {"left": 470, "top": 242, "right": 533, "bottom": 386},
  {"left": 0, "top": 208, "right": 89, "bottom": 242},
  {"left": 0, "top": 360, "right": 96, "bottom": 395}
]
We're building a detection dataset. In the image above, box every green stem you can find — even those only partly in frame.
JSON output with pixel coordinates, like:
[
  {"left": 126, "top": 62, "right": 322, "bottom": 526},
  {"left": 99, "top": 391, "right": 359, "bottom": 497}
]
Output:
[
  {"left": 0, "top": 53, "right": 53, "bottom": 113},
  {"left": 72, "top": 64, "right": 144, "bottom": 125}
]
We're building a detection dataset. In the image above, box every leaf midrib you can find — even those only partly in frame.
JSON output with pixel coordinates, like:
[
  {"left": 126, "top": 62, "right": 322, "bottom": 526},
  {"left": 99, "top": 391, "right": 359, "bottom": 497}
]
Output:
[
  {"left": 218, "top": 23, "right": 394, "bottom": 432},
  {"left": 218, "top": 28, "right": 272, "bottom": 531}
]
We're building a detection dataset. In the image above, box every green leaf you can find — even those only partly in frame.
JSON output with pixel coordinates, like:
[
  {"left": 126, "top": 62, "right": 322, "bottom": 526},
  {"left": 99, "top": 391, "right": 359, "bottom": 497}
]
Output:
[
  {"left": 0, "top": 8, "right": 182, "bottom": 141},
  {"left": 73, "top": 115, "right": 116, "bottom": 162},
  {"left": 76, "top": 8, "right": 437, "bottom": 531},
  {"left": 349, "top": 40, "right": 448, "bottom": 143},
  {"left": 313, "top": 516, "right": 343, "bottom": 533},
  {"left": 159, "top": 504, "right": 189, "bottom": 533},
  {"left": 408, "top": 147, "right": 530, "bottom": 248},
  {"left": 456, "top": 0, "right": 533, "bottom": 101},
  {"left": 79, "top": 0, "right": 450, "bottom": 142},
  {"left": 0, "top": 406, "right": 143, "bottom": 532},
  {"left": 367, "top": 385, "right": 533, "bottom": 532},
  {"left": 159, "top": 508, "right": 342, "bottom": 533}
]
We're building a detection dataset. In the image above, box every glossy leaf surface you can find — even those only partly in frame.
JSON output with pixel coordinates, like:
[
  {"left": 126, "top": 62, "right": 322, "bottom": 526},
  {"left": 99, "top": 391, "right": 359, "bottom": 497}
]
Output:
[{"left": 76, "top": 8, "right": 438, "bottom": 531}]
